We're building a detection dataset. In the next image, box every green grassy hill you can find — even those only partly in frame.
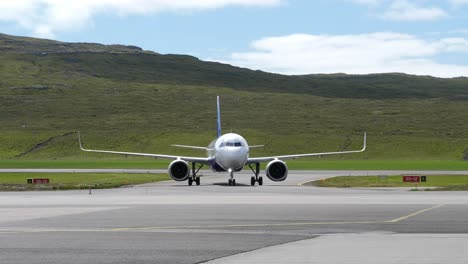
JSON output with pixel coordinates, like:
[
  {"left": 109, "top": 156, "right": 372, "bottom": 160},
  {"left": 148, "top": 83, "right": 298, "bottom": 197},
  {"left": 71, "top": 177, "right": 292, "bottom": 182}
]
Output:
[{"left": 0, "top": 33, "right": 467, "bottom": 165}]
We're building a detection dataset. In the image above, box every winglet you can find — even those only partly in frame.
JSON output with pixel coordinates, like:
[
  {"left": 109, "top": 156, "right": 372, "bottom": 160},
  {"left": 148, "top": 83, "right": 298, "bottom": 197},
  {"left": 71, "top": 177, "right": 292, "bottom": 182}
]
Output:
[
  {"left": 361, "top": 132, "right": 367, "bottom": 152},
  {"left": 77, "top": 131, "right": 84, "bottom": 150}
]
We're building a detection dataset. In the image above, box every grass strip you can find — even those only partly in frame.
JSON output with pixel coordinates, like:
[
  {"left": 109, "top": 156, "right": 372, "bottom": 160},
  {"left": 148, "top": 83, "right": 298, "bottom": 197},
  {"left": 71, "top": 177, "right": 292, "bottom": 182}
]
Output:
[
  {"left": 308, "top": 175, "right": 468, "bottom": 190},
  {"left": 0, "top": 173, "right": 169, "bottom": 191}
]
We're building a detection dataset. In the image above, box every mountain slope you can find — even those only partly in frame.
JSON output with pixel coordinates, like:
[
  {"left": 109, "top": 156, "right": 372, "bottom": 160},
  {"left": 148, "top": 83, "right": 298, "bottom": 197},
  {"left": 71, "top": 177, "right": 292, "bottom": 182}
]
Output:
[{"left": 0, "top": 33, "right": 467, "bottom": 161}]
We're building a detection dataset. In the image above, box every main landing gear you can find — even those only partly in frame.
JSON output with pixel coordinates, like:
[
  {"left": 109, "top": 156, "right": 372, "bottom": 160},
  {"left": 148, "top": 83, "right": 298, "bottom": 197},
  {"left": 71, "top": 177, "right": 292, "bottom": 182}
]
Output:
[
  {"left": 188, "top": 162, "right": 203, "bottom": 186},
  {"left": 249, "top": 163, "right": 263, "bottom": 186}
]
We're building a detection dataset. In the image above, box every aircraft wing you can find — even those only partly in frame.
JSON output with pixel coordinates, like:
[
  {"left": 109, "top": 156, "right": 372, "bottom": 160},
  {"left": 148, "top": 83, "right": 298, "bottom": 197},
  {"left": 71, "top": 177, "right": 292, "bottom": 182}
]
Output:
[
  {"left": 78, "top": 132, "right": 210, "bottom": 164},
  {"left": 247, "top": 133, "right": 366, "bottom": 164}
]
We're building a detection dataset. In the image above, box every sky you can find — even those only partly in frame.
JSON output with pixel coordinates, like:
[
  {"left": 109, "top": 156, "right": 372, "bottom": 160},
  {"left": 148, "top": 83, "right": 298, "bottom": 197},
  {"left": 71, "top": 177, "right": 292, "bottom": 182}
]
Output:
[{"left": 1, "top": 0, "right": 468, "bottom": 77}]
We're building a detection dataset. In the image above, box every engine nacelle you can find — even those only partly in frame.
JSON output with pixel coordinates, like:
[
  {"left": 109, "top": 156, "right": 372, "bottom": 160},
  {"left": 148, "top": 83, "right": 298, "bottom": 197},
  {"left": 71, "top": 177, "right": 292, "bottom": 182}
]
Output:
[
  {"left": 168, "top": 160, "right": 190, "bottom": 181},
  {"left": 266, "top": 160, "right": 288, "bottom": 182}
]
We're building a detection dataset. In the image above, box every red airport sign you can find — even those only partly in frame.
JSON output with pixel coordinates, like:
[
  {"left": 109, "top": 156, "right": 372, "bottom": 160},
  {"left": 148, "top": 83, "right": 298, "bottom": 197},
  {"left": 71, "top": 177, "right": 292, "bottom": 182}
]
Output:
[
  {"left": 403, "top": 175, "right": 420, "bottom": 183},
  {"left": 27, "top": 178, "right": 50, "bottom": 184}
]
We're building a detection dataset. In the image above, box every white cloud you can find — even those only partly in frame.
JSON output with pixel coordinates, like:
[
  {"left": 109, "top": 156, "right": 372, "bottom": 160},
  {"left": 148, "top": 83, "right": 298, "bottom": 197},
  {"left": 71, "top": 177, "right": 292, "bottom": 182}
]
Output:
[
  {"left": 0, "top": 0, "right": 283, "bottom": 38},
  {"left": 222, "top": 32, "right": 468, "bottom": 77},
  {"left": 347, "top": 0, "right": 449, "bottom": 21},
  {"left": 382, "top": 0, "right": 448, "bottom": 21},
  {"left": 449, "top": 0, "right": 468, "bottom": 5}
]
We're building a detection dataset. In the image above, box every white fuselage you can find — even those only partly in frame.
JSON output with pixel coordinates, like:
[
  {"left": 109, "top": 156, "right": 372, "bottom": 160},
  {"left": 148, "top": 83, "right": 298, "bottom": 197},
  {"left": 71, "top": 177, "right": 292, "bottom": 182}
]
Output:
[{"left": 207, "top": 133, "right": 249, "bottom": 172}]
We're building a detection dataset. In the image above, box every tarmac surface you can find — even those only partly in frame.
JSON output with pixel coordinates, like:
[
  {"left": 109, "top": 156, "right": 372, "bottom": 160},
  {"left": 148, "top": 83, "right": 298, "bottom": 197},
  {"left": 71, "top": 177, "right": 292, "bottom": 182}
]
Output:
[{"left": 1, "top": 170, "right": 467, "bottom": 264}]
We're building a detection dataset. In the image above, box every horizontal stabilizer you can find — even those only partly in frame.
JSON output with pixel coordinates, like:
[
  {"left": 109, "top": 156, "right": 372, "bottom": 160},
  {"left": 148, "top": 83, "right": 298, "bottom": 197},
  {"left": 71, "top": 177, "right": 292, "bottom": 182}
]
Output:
[{"left": 171, "top": 144, "right": 211, "bottom": 150}]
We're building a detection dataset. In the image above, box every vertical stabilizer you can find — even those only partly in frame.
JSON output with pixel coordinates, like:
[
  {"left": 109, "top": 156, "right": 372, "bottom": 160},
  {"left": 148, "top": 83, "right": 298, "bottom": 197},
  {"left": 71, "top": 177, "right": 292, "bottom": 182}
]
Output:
[{"left": 217, "top": 96, "right": 221, "bottom": 138}]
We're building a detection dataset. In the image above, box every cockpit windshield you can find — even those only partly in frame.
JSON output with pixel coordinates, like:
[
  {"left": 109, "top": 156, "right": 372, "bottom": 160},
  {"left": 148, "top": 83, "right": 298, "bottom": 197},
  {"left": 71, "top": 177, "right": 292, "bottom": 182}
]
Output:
[{"left": 220, "top": 142, "right": 242, "bottom": 148}]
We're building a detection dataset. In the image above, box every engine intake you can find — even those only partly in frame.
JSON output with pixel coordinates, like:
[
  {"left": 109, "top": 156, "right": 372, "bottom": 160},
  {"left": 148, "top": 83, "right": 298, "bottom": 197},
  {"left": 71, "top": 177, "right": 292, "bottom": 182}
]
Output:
[
  {"left": 266, "top": 160, "right": 288, "bottom": 182},
  {"left": 168, "top": 160, "right": 190, "bottom": 181}
]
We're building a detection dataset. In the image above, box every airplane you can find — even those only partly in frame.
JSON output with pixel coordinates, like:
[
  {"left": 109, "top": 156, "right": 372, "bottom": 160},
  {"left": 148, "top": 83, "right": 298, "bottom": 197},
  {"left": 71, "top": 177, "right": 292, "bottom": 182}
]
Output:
[{"left": 78, "top": 96, "right": 366, "bottom": 186}]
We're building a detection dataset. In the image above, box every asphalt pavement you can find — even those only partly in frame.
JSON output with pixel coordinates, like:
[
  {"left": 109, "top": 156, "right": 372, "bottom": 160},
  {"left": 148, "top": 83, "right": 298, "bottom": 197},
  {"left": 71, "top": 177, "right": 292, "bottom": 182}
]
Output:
[{"left": 0, "top": 170, "right": 467, "bottom": 264}]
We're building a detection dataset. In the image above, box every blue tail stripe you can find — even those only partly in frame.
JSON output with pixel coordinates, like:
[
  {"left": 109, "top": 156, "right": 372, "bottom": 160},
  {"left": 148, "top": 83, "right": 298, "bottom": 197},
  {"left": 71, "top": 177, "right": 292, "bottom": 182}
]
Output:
[{"left": 217, "top": 96, "right": 221, "bottom": 138}]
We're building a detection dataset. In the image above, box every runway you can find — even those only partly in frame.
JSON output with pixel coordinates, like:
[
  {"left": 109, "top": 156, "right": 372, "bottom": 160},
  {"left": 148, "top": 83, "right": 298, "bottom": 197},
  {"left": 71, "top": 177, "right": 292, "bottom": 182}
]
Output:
[{"left": 1, "top": 170, "right": 467, "bottom": 264}]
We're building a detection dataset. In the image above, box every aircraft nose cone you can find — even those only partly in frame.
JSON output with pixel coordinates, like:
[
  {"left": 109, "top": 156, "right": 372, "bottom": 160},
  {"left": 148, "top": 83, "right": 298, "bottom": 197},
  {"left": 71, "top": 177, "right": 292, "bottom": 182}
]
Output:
[{"left": 217, "top": 149, "right": 247, "bottom": 170}]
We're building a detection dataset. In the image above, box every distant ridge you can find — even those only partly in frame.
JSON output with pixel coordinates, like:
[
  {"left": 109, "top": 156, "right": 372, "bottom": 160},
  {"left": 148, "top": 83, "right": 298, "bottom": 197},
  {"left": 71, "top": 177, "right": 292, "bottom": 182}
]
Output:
[
  {"left": 0, "top": 32, "right": 467, "bottom": 100},
  {"left": 0, "top": 33, "right": 155, "bottom": 54}
]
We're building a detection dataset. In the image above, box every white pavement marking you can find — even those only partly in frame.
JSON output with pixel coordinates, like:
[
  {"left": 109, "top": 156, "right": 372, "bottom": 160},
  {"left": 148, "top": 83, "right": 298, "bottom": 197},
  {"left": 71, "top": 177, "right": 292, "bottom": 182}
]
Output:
[
  {"left": 1, "top": 191, "right": 468, "bottom": 205},
  {"left": 205, "top": 233, "right": 468, "bottom": 264}
]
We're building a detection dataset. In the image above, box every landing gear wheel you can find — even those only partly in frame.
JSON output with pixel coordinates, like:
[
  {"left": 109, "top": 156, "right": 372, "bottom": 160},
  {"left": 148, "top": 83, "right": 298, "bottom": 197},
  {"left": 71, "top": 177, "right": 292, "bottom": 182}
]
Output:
[
  {"left": 190, "top": 162, "right": 204, "bottom": 187},
  {"left": 249, "top": 162, "right": 262, "bottom": 187},
  {"left": 232, "top": 179, "right": 236, "bottom": 186},
  {"left": 228, "top": 179, "right": 232, "bottom": 186}
]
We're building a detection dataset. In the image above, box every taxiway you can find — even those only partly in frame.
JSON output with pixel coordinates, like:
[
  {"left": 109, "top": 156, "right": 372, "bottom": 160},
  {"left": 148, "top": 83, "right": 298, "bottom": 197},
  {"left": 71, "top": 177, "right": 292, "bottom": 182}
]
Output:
[{"left": 0, "top": 170, "right": 467, "bottom": 264}]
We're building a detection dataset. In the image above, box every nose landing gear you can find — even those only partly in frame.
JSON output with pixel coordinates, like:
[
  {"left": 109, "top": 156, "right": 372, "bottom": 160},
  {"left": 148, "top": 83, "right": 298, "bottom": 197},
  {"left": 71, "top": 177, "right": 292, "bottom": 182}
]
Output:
[
  {"left": 228, "top": 169, "right": 236, "bottom": 186},
  {"left": 228, "top": 178, "right": 236, "bottom": 186},
  {"left": 249, "top": 163, "right": 263, "bottom": 186}
]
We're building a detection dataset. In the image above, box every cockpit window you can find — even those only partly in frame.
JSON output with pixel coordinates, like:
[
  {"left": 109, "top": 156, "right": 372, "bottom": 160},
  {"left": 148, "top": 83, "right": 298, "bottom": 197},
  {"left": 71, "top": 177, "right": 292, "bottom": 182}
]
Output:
[{"left": 220, "top": 141, "right": 242, "bottom": 148}]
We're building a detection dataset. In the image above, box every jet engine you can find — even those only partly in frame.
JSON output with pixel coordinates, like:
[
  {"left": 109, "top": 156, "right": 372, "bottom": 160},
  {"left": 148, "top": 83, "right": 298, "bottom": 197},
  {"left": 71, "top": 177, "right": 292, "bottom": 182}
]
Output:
[
  {"left": 168, "top": 160, "right": 190, "bottom": 181},
  {"left": 266, "top": 160, "right": 288, "bottom": 182}
]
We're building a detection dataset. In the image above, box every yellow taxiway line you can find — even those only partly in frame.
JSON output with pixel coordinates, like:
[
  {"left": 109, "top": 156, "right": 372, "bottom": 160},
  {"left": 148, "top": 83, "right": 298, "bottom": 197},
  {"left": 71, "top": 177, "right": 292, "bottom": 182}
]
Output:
[
  {"left": 0, "top": 204, "right": 445, "bottom": 233},
  {"left": 386, "top": 204, "right": 444, "bottom": 223}
]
